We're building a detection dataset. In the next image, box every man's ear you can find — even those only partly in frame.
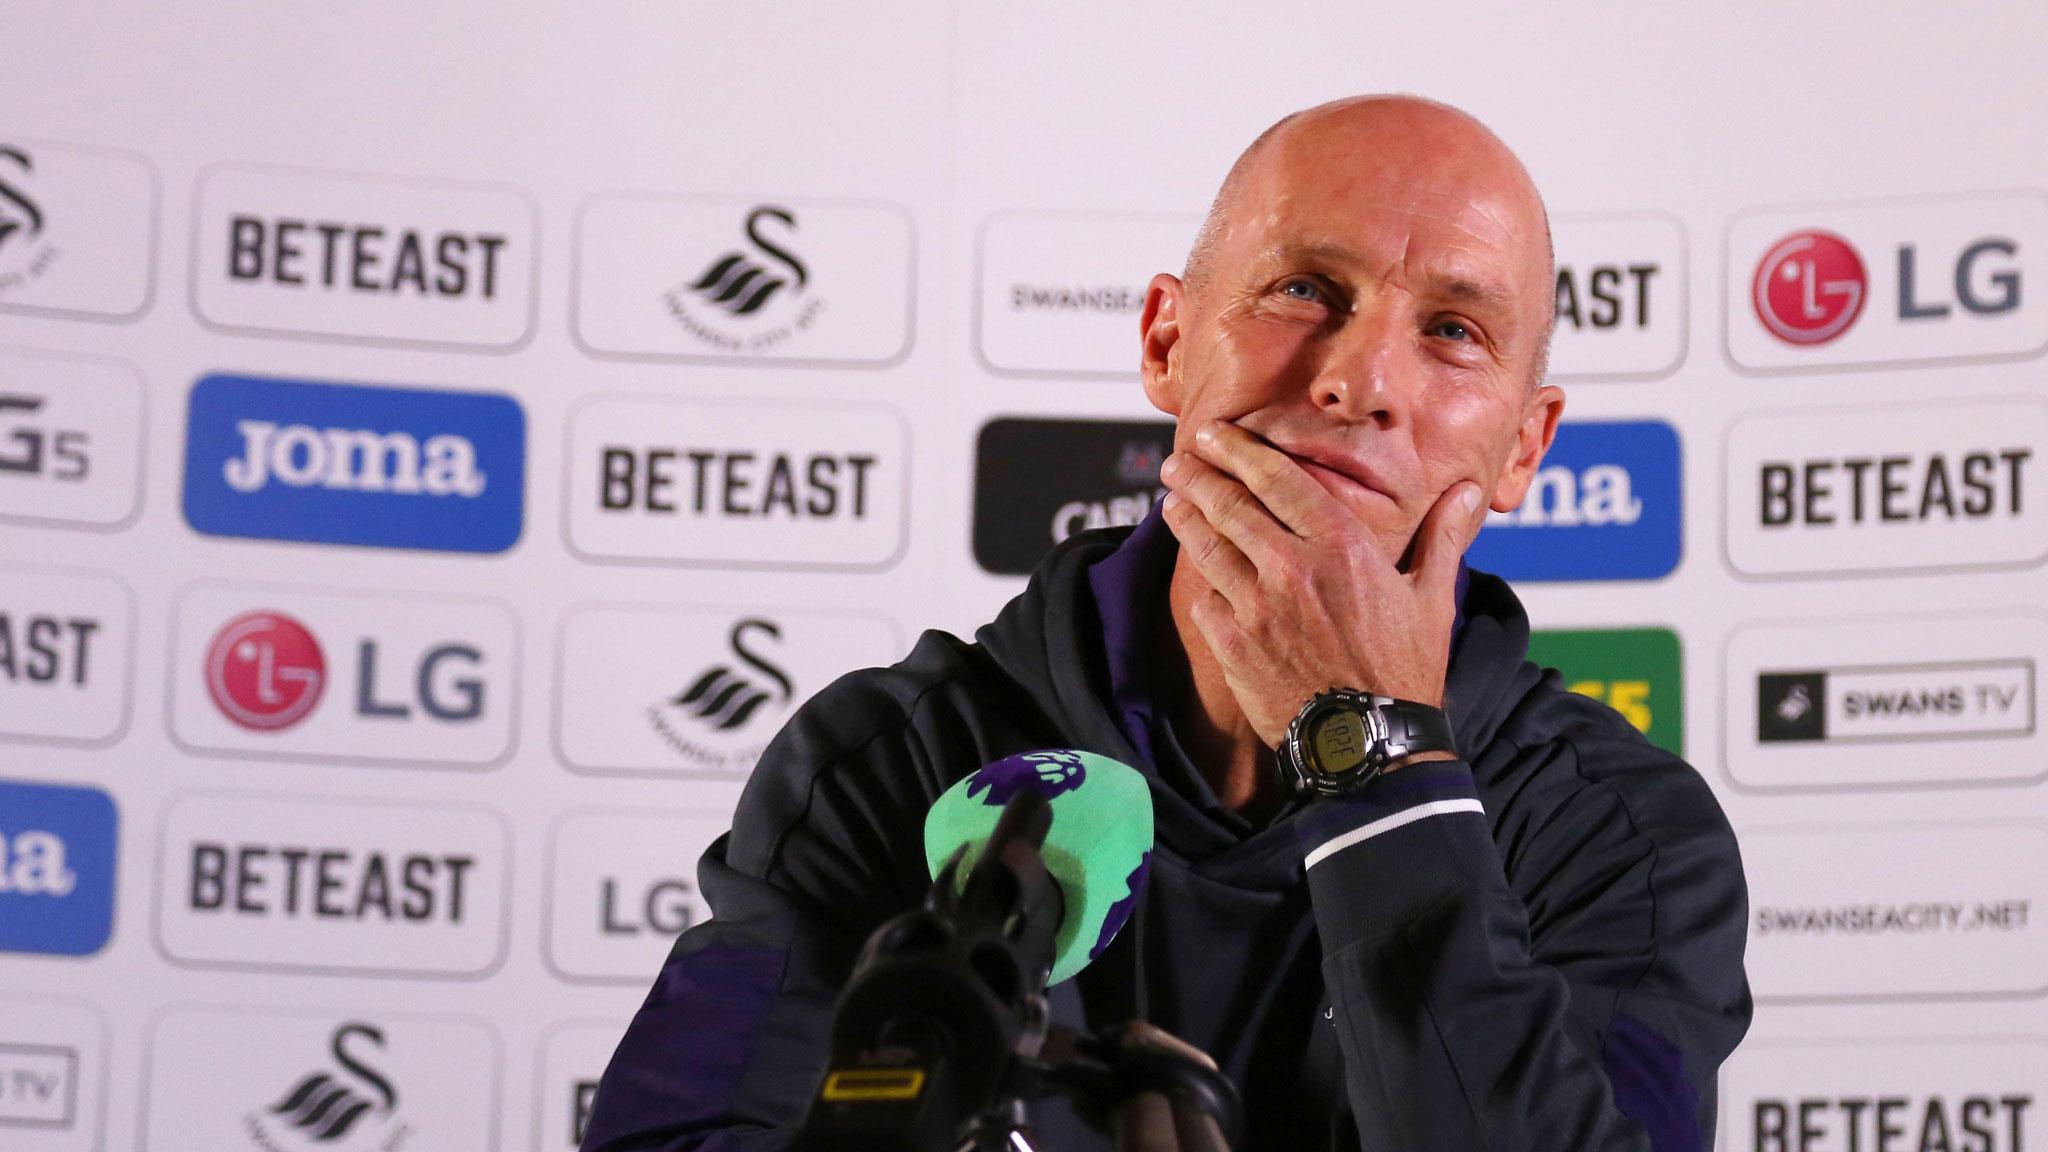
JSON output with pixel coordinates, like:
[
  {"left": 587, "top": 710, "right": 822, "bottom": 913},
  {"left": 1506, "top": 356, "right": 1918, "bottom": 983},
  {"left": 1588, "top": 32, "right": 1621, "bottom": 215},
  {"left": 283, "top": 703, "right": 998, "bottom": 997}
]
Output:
[
  {"left": 1140, "top": 272, "right": 1186, "bottom": 416},
  {"left": 1489, "top": 384, "right": 1566, "bottom": 512}
]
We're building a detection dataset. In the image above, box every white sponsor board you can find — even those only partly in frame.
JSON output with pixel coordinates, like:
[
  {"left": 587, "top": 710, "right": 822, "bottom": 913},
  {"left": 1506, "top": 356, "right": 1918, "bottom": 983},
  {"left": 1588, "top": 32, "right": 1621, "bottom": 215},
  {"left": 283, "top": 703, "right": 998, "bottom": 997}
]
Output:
[
  {"left": 555, "top": 604, "right": 900, "bottom": 777},
  {"left": 574, "top": 194, "right": 914, "bottom": 365},
  {"left": 1744, "top": 824, "right": 2048, "bottom": 1000},
  {"left": 0, "top": 564, "right": 133, "bottom": 746},
  {"left": 1723, "top": 1037, "right": 2044, "bottom": 1152},
  {"left": 143, "top": 1006, "right": 499, "bottom": 1152},
  {"left": 154, "top": 793, "right": 511, "bottom": 977},
  {"left": 565, "top": 396, "right": 910, "bottom": 569},
  {"left": 1727, "top": 191, "right": 2048, "bottom": 372},
  {"left": 0, "top": 347, "right": 146, "bottom": 530},
  {"left": 191, "top": 165, "right": 538, "bottom": 349},
  {"left": 545, "top": 810, "right": 726, "bottom": 983},
  {"left": 974, "top": 211, "right": 1195, "bottom": 376},
  {"left": 535, "top": 1021, "right": 620, "bottom": 1152},
  {"left": 168, "top": 583, "right": 519, "bottom": 768},
  {"left": 0, "top": 139, "right": 157, "bottom": 322},
  {"left": 1547, "top": 213, "right": 1687, "bottom": 380},
  {"left": 1724, "top": 398, "right": 2048, "bottom": 577},
  {"left": 0, "top": 995, "right": 107, "bottom": 1151},
  {"left": 1726, "top": 612, "right": 2045, "bottom": 790}
]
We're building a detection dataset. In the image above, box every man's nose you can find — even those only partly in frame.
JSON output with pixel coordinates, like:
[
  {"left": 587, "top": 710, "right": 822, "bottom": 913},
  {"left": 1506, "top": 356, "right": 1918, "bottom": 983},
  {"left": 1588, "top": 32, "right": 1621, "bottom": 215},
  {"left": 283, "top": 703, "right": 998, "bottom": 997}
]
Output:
[{"left": 1309, "top": 305, "right": 1412, "bottom": 427}]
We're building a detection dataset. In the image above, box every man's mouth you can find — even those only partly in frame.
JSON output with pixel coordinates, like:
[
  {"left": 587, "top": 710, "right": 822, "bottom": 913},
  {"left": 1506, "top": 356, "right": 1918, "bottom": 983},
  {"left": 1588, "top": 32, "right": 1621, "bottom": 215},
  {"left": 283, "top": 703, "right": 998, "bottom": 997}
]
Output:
[{"left": 1283, "top": 445, "right": 1400, "bottom": 508}]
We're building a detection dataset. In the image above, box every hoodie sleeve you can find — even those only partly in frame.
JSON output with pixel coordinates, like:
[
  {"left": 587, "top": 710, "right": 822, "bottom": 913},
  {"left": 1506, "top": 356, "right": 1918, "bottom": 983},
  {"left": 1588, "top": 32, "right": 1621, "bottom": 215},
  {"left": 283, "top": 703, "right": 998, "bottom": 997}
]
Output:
[
  {"left": 579, "top": 666, "right": 954, "bottom": 1152},
  {"left": 1296, "top": 721, "right": 1752, "bottom": 1152}
]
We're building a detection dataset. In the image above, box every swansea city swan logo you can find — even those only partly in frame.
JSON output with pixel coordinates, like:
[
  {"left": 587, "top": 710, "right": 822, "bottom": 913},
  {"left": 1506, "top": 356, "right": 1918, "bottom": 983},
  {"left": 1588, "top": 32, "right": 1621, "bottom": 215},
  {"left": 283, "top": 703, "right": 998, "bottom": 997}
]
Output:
[
  {"left": 647, "top": 616, "right": 795, "bottom": 772},
  {"left": 662, "top": 205, "right": 824, "bottom": 352},
  {"left": 246, "top": 1022, "right": 409, "bottom": 1150}
]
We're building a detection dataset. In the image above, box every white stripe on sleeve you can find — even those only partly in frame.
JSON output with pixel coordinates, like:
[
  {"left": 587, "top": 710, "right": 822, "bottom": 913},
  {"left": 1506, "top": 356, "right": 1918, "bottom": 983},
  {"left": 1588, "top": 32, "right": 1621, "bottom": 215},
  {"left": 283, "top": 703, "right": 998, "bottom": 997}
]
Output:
[{"left": 1303, "top": 798, "right": 1486, "bottom": 871}]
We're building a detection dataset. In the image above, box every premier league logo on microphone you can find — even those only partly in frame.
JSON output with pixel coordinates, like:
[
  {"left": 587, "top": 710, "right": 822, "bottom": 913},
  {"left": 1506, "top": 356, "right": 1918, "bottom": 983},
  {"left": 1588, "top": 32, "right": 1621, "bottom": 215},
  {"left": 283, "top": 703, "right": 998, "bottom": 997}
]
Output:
[{"left": 965, "top": 750, "right": 1088, "bottom": 806}]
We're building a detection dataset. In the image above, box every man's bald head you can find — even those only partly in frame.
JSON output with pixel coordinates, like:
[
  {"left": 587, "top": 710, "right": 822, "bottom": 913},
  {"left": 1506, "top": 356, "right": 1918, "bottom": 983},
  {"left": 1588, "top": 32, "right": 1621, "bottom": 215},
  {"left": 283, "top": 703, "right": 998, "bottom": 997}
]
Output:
[{"left": 1182, "top": 95, "right": 1556, "bottom": 386}]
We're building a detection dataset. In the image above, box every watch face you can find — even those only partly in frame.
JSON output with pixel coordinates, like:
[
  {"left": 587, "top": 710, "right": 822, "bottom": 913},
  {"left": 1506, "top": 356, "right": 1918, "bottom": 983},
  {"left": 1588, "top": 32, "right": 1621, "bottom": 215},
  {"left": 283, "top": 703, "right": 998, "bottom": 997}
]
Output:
[{"left": 1309, "top": 707, "right": 1371, "bottom": 776}]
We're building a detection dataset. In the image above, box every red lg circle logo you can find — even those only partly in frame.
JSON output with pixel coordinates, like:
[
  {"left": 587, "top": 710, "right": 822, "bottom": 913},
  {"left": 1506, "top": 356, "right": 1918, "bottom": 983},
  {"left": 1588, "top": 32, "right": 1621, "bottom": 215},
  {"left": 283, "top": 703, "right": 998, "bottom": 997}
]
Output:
[
  {"left": 1753, "top": 230, "right": 1868, "bottom": 345},
  {"left": 205, "top": 611, "right": 326, "bottom": 731}
]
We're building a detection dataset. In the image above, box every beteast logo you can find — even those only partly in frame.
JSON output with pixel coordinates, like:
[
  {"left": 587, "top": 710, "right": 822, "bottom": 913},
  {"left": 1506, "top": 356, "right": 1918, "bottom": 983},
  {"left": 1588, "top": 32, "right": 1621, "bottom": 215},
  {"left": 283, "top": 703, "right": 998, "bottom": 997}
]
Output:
[
  {"left": 1752, "top": 229, "right": 1868, "bottom": 345},
  {"left": 182, "top": 374, "right": 524, "bottom": 554},
  {"left": 1465, "top": 420, "right": 1682, "bottom": 582},
  {"left": 0, "top": 778, "right": 116, "bottom": 958},
  {"left": 653, "top": 617, "right": 793, "bottom": 738},
  {"left": 1, "top": 566, "right": 132, "bottom": 746},
  {"left": 568, "top": 397, "right": 907, "bottom": 569},
  {"left": 971, "top": 418, "right": 1175, "bottom": 576},
  {"left": 248, "top": 1022, "right": 404, "bottom": 1150},
  {"left": 205, "top": 611, "right": 325, "bottom": 732},
  {"left": 0, "top": 147, "right": 55, "bottom": 291},
  {"left": 1726, "top": 191, "right": 2048, "bottom": 371},
  {"left": 1725, "top": 399, "right": 2048, "bottom": 577},
  {"left": 158, "top": 795, "right": 509, "bottom": 977},
  {"left": 1757, "top": 659, "right": 2035, "bottom": 745},
  {"left": 1727, "top": 1040, "right": 2041, "bottom": 1152},
  {"left": 1748, "top": 1090, "right": 2034, "bottom": 1152},
  {"left": 1545, "top": 214, "right": 1686, "bottom": 380}
]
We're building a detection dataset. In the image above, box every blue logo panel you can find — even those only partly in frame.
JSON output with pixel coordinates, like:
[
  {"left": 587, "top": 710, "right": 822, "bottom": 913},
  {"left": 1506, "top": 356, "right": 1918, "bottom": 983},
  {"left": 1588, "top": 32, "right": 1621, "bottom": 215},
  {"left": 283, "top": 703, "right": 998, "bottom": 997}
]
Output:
[
  {"left": 1466, "top": 419, "right": 1682, "bottom": 582},
  {"left": 0, "top": 778, "right": 118, "bottom": 956},
  {"left": 182, "top": 373, "right": 525, "bottom": 554}
]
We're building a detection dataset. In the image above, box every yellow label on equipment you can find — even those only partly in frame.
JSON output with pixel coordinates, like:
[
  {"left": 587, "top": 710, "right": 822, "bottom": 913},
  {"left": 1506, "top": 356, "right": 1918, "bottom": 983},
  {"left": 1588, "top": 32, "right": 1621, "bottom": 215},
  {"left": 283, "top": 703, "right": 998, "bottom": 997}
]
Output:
[{"left": 820, "top": 1068, "right": 926, "bottom": 1102}]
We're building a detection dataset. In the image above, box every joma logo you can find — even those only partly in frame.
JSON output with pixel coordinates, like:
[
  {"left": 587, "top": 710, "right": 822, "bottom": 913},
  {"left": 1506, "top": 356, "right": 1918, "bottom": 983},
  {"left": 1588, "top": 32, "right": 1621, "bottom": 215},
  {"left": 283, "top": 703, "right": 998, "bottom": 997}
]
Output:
[{"left": 223, "top": 420, "right": 486, "bottom": 497}]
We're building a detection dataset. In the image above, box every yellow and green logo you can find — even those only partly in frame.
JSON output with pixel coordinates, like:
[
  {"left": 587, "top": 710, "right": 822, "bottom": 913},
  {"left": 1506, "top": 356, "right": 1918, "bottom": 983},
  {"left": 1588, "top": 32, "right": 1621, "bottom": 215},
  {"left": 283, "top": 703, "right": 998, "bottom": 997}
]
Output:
[{"left": 1525, "top": 627, "right": 1683, "bottom": 756}]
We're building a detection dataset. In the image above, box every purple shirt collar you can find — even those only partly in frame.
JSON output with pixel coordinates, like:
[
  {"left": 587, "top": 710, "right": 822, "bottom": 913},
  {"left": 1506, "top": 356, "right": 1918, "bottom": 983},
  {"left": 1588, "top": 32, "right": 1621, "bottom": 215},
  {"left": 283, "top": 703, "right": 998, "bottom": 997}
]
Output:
[{"left": 1086, "top": 500, "right": 1469, "bottom": 774}]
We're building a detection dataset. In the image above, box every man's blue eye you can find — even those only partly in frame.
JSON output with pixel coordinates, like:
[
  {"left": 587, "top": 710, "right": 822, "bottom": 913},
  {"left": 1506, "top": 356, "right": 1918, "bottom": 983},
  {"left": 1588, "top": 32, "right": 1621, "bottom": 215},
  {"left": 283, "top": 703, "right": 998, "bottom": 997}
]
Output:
[
  {"left": 1281, "top": 279, "right": 1322, "bottom": 302},
  {"left": 1432, "top": 320, "right": 1471, "bottom": 341}
]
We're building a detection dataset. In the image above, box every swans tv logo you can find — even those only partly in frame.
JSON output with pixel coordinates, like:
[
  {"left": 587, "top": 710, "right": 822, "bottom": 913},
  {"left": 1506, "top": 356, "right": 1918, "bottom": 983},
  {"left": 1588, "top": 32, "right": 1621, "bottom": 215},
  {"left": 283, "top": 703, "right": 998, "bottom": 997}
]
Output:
[
  {"left": 1466, "top": 420, "right": 1682, "bottom": 582},
  {"left": 972, "top": 417, "right": 1175, "bottom": 575},
  {"left": 575, "top": 193, "right": 914, "bottom": 365},
  {"left": 1727, "top": 192, "right": 2048, "bottom": 371},
  {"left": 182, "top": 374, "right": 524, "bottom": 554},
  {"left": 144, "top": 1009, "right": 497, "bottom": 1152},
  {"left": 556, "top": 604, "right": 899, "bottom": 777},
  {"left": 0, "top": 779, "right": 116, "bottom": 958}
]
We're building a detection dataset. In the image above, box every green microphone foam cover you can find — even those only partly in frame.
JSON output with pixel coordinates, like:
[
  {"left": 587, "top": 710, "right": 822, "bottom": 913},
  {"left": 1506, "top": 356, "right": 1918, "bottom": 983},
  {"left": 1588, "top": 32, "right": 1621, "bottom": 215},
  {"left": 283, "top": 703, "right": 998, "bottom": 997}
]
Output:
[{"left": 924, "top": 749, "right": 1154, "bottom": 986}]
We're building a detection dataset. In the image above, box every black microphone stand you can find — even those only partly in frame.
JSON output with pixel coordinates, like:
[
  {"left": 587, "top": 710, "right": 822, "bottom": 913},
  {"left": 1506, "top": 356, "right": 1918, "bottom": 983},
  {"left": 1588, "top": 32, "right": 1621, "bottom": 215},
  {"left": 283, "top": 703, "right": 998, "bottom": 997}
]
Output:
[{"left": 793, "top": 791, "right": 1241, "bottom": 1152}]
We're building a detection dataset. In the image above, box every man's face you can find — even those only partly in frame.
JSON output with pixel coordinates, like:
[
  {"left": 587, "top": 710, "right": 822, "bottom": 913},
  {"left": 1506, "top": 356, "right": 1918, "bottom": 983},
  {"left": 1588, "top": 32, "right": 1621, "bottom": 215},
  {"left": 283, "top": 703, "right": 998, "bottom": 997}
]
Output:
[{"left": 1142, "top": 103, "right": 1563, "bottom": 564}]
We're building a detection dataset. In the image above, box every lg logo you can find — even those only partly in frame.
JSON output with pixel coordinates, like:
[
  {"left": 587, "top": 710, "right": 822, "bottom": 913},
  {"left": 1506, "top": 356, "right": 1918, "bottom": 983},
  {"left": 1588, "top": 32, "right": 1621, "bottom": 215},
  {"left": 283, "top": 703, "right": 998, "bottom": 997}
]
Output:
[
  {"left": 1754, "top": 228, "right": 2017, "bottom": 347},
  {"left": 203, "top": 610, "right": 485, "bottom": 732}
]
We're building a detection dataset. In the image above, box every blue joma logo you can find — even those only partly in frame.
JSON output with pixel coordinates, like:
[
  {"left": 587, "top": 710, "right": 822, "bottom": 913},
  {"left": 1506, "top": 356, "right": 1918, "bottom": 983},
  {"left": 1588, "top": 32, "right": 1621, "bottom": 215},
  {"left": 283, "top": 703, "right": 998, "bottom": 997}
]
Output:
[
  {"left": 183, "top": 374, "right": 525, "bottom": 554},
  {"left": 1466, "top": 420, "right": 1682, "bottom": 582}
]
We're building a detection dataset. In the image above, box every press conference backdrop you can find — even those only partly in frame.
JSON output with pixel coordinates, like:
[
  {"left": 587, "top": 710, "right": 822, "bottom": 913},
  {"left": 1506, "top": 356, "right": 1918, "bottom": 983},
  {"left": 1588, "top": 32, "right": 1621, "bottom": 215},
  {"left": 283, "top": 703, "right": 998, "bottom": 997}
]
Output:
[{"left": 1, "top": 4, "right": 2045, "bottom": 1150}]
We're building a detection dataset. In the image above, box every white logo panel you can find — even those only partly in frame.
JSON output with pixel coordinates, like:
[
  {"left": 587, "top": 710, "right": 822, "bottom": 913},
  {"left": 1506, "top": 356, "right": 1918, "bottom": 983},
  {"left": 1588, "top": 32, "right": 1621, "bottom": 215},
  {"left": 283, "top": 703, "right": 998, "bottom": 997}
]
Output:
[
  {"left": 1727, "top": 191, "right": 2048, "bottom": 372},
  {"left": 535, "top": 1022, "right": 620, "bottom": 1152},
  {"left": 556, "top": 604, "right": 900, "bottom": 776},
  {"left": 546, "top": 810, "right": 727, "bottom": 982},
  {"left": 0, "top": 995, "right": 108, "bottom": 1152},
  {"left": 1726, "top": 612, "right": 2045, "bottom": 790},
  {"left": 0, "top": 348, "right": 145, "bottom": 530},
  {"left": 1725, "top": 398, "right": 2048, "bottom": 577},
  {"left": 566, "top": 397, "right": 910, "bottom": 569},
  {"left": 1744, "top": 824, "right": 2048, "bottom": 1000},
  {"left": 0, "top": 565, "right": 133, "bottom": 745},
  {"left": 168, "top": 583, "right": 518, "bottom": 768},
  {"left": 1547, "top": 213, "right": 1686, "bottom": 380},
  {"left": 144, "top": 1006, "right": 499, "bottom": 1152},
  {"left": 154, "top": 793, "right": 510, "bottom": 977},
  {"left": 974, "top": 212, "right": 1196, "bottom": 376},
  {"left": 192, "top": 165, "right": 538, "bottom": 348},
  {"left": 575, "top": 194, "right": 914, "bottom": 365},
  {"left": 1724, "top": 1038, "right": 2044, "bottom": 1152},
  {"left": 0, "top": 140, "right": 157, "bottom": 322}
]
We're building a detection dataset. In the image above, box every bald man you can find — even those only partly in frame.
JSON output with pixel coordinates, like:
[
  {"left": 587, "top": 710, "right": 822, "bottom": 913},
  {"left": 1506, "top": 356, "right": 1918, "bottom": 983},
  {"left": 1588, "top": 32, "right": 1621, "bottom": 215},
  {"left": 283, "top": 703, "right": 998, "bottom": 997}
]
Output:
[{"left": 584, "top": 97, "right": 1750, "bottom": 1152}]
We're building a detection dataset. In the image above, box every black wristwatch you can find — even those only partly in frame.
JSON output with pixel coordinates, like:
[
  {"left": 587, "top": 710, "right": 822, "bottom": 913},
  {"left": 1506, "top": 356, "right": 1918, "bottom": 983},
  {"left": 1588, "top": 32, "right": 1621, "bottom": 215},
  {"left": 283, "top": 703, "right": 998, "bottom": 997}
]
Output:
[{"left": 1275, "top": 688, "right": 1457, "bottom": 800}]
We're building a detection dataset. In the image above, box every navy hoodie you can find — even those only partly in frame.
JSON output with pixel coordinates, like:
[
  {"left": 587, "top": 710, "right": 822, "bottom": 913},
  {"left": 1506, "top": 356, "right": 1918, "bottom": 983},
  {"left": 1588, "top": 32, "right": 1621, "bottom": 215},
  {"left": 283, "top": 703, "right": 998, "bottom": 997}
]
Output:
[{"left": 581, "top": 517, "right": 1752, "bottom": 1151}]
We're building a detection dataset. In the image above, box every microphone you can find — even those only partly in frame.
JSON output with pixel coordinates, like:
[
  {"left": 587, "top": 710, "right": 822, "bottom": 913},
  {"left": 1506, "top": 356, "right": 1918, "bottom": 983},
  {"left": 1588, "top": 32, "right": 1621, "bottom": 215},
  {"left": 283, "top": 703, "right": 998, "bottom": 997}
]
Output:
[
  {"left": 794, "top": 749, "right": 1155, "bottom": 1151},
  {"left": 923, "top": 749, "right": 1155, "bottom": 986}
]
